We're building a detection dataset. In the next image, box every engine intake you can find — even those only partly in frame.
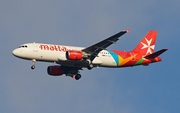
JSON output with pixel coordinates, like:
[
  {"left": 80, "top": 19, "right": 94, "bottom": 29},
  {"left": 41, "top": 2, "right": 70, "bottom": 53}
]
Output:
[
  {"left": 66, "top": 50, "right": 83, "bottom": 60},
  {"left": 47, "top": 66, "right": 65, "bottom": 76}
]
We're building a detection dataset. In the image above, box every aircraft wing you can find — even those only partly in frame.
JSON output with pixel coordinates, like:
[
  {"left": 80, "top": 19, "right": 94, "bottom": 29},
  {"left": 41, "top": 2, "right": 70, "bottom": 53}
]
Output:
[{"left": 82, "top": 30, "right": 128, "bottom": 61}]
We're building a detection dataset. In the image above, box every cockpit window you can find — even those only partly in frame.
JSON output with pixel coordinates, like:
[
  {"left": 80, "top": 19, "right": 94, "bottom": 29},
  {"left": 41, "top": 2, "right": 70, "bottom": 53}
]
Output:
[{"left": 19, "top": 45, "right": 28, "bottom": 48}]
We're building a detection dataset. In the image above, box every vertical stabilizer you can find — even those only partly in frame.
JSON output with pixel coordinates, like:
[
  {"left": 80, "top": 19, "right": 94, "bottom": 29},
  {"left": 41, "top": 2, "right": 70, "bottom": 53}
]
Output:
[{"left": 132, "top": 30, "right": 157, "bottom": 56}]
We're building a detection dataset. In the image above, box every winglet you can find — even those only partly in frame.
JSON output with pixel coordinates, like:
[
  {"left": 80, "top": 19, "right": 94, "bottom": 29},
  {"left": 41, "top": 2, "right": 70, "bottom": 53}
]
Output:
[{"left": 144, "top": 48, "right": 168, "bottom": 59}]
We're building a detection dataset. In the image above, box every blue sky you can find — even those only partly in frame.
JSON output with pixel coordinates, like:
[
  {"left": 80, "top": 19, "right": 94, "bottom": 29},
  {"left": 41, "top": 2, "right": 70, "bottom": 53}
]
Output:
[{"left": 0, "top": 0, "right": 179, "bottom": 113}]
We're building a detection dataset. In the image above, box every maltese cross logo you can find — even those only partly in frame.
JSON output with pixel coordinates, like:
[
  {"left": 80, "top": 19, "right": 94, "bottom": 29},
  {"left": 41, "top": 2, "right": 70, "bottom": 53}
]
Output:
[{"left": 141, "top": 38, "right": 155, "bottom": 54}]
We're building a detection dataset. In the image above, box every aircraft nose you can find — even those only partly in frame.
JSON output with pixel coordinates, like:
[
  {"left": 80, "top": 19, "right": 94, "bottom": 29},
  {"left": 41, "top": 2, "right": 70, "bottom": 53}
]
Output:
[{"left": 12, "top": 49, "right": 19, "bottom": 57}]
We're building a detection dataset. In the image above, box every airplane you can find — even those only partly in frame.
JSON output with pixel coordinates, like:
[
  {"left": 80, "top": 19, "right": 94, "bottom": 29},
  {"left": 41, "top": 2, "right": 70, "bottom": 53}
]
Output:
[{"left": 12, "top": 30, "right": 167, "bottom": 80}]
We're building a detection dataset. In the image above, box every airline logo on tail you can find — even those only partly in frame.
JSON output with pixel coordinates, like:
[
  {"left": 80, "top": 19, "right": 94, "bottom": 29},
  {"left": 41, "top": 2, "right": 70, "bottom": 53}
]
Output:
[
  {"left": 141, "top": 37, "right": 155, "bottom": 54},
  {"left": 132, "top": 30, "right": 157, "bottom": 56}
]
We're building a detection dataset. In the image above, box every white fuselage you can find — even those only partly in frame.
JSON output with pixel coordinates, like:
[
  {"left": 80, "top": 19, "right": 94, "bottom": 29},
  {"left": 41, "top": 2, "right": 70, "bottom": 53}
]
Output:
[{"left": 12, "top": 43, "right": 118, "bottom": 68}]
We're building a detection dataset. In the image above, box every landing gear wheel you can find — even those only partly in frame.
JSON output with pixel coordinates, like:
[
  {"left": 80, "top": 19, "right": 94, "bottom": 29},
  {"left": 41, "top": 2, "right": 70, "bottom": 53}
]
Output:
[
  {"left": 31, "top": 65, "right": 35, "bottom": 70},
  {"left": 31, "top": 59, "right": 36, "bottom": 70},
  {"left": 87, "top": 64, "right": 93, "bottom": 70},
  {"left": 75, "top": 74, "right": 81, "bottom": 80},
  {"left": 87, "top": 67, "right": 92, "bottom": 70}
]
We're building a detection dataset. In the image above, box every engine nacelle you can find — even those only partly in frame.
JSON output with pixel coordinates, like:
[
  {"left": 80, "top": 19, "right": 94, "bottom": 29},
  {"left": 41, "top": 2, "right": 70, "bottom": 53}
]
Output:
[
  {"left": 47, "top": 66, "right": 65, "bottom": 76},
  {"left": 66, "top": 50, "right": 83, "bottom": 60}
]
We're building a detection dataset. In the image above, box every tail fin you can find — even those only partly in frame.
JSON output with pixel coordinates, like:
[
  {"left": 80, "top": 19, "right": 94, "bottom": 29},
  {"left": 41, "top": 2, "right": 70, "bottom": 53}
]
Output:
[{"left": 132, "top": 30, "right": 157, "bottom": 56}]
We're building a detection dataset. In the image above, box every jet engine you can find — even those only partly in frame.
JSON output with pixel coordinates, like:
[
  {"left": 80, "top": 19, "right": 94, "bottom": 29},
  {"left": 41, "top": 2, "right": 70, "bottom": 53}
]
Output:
[
  {"left": 66, "top": 50, "right": 83, "bottom": 60},
  {"left": 47, "top": 66, "right": 65, "bottom": 76}
]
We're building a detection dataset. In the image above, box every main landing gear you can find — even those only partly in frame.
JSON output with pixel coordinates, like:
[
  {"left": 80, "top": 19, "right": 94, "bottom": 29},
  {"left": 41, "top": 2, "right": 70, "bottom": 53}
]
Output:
[
  {"left": 31, "top": 59, "right": 36, "bottom": 70},
  {"left": 70, "top": 73, "right": 81, "bottom": 80},
  {"left": 87, "top": 64, "right": 93, "bottom": 70},
  {"left": 75, "top": 74, "right": 81, "bottom": 80}
]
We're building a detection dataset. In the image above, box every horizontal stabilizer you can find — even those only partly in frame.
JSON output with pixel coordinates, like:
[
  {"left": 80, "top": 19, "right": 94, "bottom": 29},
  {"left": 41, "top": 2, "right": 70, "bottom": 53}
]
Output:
[{"left": 144, "top": 49, "right": 168, "bottom": 59}]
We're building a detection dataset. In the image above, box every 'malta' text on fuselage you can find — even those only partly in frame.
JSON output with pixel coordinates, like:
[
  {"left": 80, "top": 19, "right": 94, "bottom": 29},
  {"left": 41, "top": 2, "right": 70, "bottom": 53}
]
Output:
[{"left": 39, "top": 44, "right": 67, "bottom": 52}]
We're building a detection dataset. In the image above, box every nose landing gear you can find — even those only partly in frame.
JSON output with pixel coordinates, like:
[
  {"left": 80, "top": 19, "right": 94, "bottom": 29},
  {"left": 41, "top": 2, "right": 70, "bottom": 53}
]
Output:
[{"left": 31, "top": 59, "right": 36, "bottom": 70}]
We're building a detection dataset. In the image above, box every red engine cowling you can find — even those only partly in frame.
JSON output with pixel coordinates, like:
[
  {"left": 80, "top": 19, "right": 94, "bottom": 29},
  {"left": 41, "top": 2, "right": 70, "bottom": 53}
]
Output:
[
  {"left": 66, "top": 50, "right": 83, "bottom": 60},
  {"left": 47, "top": 66, "right": 65, "bottom": 76}
]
